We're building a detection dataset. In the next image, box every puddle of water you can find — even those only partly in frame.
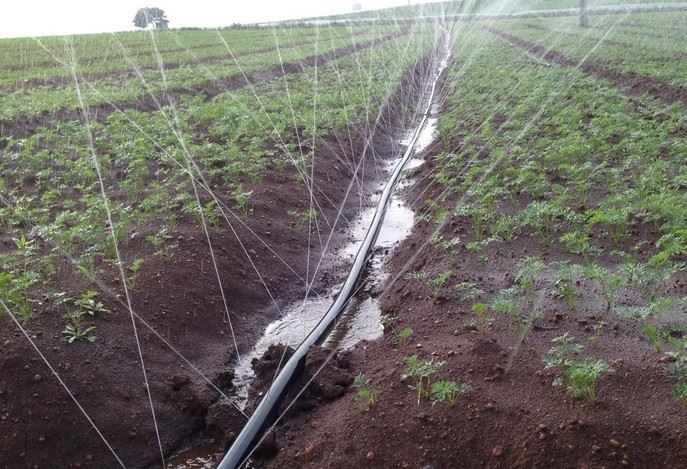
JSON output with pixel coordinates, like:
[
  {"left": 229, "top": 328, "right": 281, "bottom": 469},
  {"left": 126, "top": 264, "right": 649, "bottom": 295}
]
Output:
[
  {"left": 165, "top": 443, "right": 222, "bottom": 469},
  {"left": 231, "top": 161, "right": 417, "bottom": 409},
  {"left": 402, "top": 116, "right": 438, "bottom": 155}
]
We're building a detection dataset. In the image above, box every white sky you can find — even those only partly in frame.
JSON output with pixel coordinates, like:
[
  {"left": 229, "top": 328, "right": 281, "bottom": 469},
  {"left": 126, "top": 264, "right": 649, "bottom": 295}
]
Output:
[{"left": 0, "top": 0, "right": 435, "bottom": 39}]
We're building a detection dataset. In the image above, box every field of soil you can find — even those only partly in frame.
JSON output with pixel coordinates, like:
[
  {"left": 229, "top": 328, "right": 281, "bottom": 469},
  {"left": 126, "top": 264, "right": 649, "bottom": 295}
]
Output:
[{"left": 2, "top": 4, "right": 687, "bottom": 469}]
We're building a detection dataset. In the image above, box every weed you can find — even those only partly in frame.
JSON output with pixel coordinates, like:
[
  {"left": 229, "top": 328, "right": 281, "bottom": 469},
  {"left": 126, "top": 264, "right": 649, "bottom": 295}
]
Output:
[{"left": 380, "top": 314, "right": 397, "bottom": 331}]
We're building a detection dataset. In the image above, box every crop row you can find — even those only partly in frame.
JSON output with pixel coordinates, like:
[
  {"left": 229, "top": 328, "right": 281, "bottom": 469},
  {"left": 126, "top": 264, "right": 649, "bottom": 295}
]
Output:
[
  {"left": 0, "top": 25, "right": 392, "bottom": 86},
  {"left": 404, "top": 24, "right": 687, "bottom": 404},
  {"left": 497, "top": 12, "right": 687, "bottom": 87},
  {"left": 0, "top": 25, "right": 406, "bottom": 123},
  {"left": 0, "top": 26, "right": 436, "bottom": 334},
  {"left": 0, "top": 26, "right": 389, "bottom": 69}
]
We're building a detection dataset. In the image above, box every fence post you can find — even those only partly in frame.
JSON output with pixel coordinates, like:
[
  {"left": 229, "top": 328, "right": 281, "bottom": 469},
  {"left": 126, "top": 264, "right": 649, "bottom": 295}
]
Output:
[{"left": 580, "top": 0, "right": 589, "bottom": 27}]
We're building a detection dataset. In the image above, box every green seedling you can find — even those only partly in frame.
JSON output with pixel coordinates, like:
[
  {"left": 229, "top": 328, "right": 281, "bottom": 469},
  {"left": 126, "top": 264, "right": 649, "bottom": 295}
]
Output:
[
  {"left": 127, "top": 258, "right": 144, "bottom": 289},
  {"left": 566, "top": 359, "right": 614, "bottom": 402},
  {"left": 553, "top": 262, "right": 583, "bottom": 310},
  {"left": 583, "top": 264, "right": 624, "bottom": 312},
  {"left": 559, "top": 231, "right": 600, "bottom": 262},
  {"left": 430, "top": 380, "right": 470, "bottom": 406},
  {"left": 75, "top": 290, "right": 109, "bottom": 316},
  {"left": 544, "top": 333, "right": 613, "bottom": 402},
  {"left": 62, "top": 311, "right": 96, "bottom": 344},
  {"left": 588, "top": 321, "right": 607, "bottom": 344},
  {"left": 395, "top": 327, "right": 413, "bottom": 347},
  {"left": 455, "top": 281, "right": 483, "bottom": 302},
  {"left": 467, "top": 302, "right": 492, "bottom": 334},
  {"left": 288, "top": 208, "right": 319, "bottom": 230},
  {"left": 405, "top": 269, "right": 453, "bottom": 300},
  {"left": 401, "top": 355, "right": 445, "bottom": 405},
  {"left": 516, "top": 256, "right": 544, "bottom": 306},
  {"left": 232, "top": 183, "right": 253, "bottom": 217},
  {"left": 353, "top": 373, "right": 378, "bottom": 406}
]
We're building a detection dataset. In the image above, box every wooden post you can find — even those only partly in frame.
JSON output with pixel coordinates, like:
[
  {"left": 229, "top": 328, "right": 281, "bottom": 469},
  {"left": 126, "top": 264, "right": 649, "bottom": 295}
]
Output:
[{"left": 580, "top": 0, "right": 589, "bottom": 27}]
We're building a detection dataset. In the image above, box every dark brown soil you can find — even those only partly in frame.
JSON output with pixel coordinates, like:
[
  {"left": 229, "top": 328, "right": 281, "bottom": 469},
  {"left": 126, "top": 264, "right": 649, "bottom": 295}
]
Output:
[
  {"left": 252, "top": 129, "right": 687, "bottom": 469},
  {"left": 0, "top": 27, "right": 409, "bottom": 141},
  {"left": 0, "top": 37, "right": 434, "bottom": 469}
]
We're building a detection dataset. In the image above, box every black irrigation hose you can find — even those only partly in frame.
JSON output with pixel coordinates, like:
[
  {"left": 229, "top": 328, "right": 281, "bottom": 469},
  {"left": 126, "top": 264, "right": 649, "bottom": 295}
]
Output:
[{"left": 217, "top": 36, "right": 450, "bottom": 469}]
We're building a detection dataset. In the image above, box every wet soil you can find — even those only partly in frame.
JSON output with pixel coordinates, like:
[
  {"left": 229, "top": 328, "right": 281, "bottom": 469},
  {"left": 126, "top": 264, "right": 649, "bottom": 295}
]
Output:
[
  {"left": 257, "top": 135, "right": 687, "bottom": 469},
  {"left": 0, "top": 39, "right": 434, "bottom": 469}
]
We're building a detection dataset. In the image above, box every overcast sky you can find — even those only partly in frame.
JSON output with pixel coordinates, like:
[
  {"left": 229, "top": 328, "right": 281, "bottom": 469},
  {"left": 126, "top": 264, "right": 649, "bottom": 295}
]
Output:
[{"left": 0, "top": 0, "right": 437, "bottom": 39}]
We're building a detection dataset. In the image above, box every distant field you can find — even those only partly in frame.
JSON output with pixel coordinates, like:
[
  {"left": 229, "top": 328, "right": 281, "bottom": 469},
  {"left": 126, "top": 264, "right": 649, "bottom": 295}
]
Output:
[{"left": 304, "top": 0, "right": 687, "bottom": 21}]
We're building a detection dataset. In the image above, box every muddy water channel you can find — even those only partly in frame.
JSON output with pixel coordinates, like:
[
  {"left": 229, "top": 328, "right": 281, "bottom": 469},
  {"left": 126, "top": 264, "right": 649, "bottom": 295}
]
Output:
[
  {"left": 167, "top": 40, "right": 448, "bottom": 467},
  {"left": 166, "top": 116, "right": 440, "bottom": 469}
]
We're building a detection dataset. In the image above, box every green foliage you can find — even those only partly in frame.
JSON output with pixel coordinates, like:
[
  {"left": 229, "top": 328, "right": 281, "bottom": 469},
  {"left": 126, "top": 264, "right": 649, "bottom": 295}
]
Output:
[
  {"left": 619, "top": 261, "right": 684, "bottom": 303},
  {"left": 353, "top": 373, "right": 378, "bottom": 406},
  {"left": 0, "top": 271, "right": 39, "bottom": 324},
  {"left": 62, "top": 311, "right": 97, "bottom": 344},
  {"left": 519, "top": 200, "right": 575, "bottom": 245},
  {"left": 587, "top": 206, "right": 631, "bottom": 247},
  {"left": 401, "top": 355, "right": 445, "bottom": 405},
  {"left": 75, "top": 290, "right": 110, "bottom": 316},
  {"left": 405, "top": 269, "right": 453, "bottom": 300},
  {"left": 456, "top": 203, "right": 492, "bottom": 241},
  {"left": 490, "top": 286, "right": 522, "bottom": 317},
  {"left": 455, "top": 281, "right": 483, "bottom": 302},
  {"left": 559, "top": 230, "right": 600, "bottom": 262},
  {"left": 430, "top": 380, "right": 470, "bottom": 406},
  {"left": 232, "top": 184, "right": 253, "bottom": 217},
  {"left": 380, "top": 314, "right": 397, "bottom": 331},
  {"left": 395, "top": 327, "right": 413, "bottom": 347},
  {"left": 466, "top": 302, "right": 492, "bottom": 333},
  {"left": 516, "top": 256, "right": 544, "bottom": 306},
  {"left": 127, "top": 258, "right": 145, "bottom": 290},
  {"left": 544, "top": 334, "right": 613, "bottom": 402},
  {"left": 565, "top": 359, "right": 614, "bottom": 402},
  {"left": 583, "top": 264, "right": 625, "bottom": 312},
  {"left": 553, "top": 262, "right": 583, "bottom": 310},
  {"left": 288, "top": 207, "right": 319, "bottom": 230}
]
